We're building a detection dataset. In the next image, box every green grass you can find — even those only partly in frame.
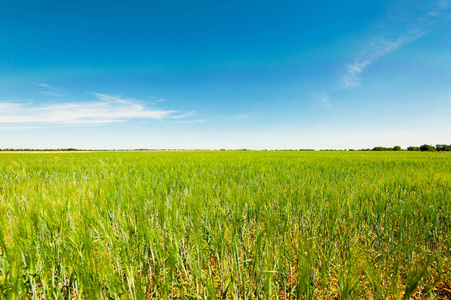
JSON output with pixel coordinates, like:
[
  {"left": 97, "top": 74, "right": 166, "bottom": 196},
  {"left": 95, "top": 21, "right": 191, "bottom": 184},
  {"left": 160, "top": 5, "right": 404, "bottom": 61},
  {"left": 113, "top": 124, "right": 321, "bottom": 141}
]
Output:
[{"left": 0, "top": 151, "right": 450, "bottom": 299}]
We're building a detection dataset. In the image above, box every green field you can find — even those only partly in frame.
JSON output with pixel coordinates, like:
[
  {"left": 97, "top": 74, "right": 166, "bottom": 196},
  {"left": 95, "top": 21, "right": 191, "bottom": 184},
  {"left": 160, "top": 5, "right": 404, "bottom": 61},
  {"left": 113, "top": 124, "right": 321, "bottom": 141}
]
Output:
[{"left": 0, "top": 151, "right": 450, "bottom": 299}]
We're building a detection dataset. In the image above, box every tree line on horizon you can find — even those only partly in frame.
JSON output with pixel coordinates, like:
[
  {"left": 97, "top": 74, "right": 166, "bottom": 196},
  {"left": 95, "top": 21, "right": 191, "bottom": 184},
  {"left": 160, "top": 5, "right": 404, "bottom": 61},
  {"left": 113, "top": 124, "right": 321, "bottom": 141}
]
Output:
[
  {"left": 365, "top": 144, "right": 450, "bottom": 151},
  {"left": 0, "top": 144, "right": 450, "bottom": 152}
]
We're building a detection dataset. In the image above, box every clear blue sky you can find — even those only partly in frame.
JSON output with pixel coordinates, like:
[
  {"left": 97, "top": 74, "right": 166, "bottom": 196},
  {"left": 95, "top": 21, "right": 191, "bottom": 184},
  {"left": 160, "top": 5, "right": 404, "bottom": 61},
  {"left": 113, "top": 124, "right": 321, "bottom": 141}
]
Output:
[{"left": 1, "top": 0, "right": 450, "bottom": 149}]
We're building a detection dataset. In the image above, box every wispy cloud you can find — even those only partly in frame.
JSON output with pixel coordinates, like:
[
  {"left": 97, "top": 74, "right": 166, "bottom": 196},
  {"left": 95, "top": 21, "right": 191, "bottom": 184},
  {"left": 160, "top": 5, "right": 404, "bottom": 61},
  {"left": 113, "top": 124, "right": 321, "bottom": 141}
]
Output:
[
  {"left": 234, "top": 113, "right": 252, "bottom": 120},
  {"left": 0, "top": 126, "right": 39, "bottom": 130},
  {"left": 0, "top": 93, "right": 192, "bottom": 126},
  {"left": 315, "top": 93, "right": 334, "bottom": 110},
  {"left": 150, "top": 99, "right": 165, "bottom": 105},
  {"left": 176, "top": 119, "right": 207, "bottom": 124},
  {"left": 343, "top": 0, "right": 451, "bottom": 88},
  {"left": 33, "top": 83, "right": 52, "bottom": 88},
  {"left": 39, "top": 91, "right": 65, "bottom": 97},
  {"left": 167, "top": 111, "right": 195, "bottom": 119},
  {"left": 344, "top": 40, "right": 403, "bottom": 88},
  {"left": 34, "top": 82, "right": 66, "bottom": 97},
  {"left": 438, "top": 0, "right": 450, "bottom": 10}
]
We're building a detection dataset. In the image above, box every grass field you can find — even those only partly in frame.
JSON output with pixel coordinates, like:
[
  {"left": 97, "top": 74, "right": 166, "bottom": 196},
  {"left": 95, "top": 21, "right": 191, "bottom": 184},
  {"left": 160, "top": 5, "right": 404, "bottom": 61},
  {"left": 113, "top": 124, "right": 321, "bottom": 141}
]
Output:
[{"left": 0, "top": 151, "right": 450, "bottom": 299}]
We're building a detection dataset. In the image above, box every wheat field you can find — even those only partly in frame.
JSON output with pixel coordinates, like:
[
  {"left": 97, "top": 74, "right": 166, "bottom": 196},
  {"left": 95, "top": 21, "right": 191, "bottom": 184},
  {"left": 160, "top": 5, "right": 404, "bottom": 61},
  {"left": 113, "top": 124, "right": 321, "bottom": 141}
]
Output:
[{"left": 0, "top": 151, "right": 450, "bottom": 299}]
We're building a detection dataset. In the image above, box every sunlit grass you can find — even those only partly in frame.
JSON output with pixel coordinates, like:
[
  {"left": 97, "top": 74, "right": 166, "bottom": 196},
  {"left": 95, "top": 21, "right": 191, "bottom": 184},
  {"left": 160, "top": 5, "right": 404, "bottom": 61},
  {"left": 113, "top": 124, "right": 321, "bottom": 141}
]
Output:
[{"left": 0, "top": 151, "right": 450, "bottom": 299}]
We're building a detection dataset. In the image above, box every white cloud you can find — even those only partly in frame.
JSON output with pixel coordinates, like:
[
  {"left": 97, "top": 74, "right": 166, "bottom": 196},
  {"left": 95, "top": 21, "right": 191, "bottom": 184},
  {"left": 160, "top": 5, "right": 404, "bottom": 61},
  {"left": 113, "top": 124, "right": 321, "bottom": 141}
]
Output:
[
  {"left": 343, "top": 1, "right": 450, "bottom": 88},
  {"left": 176, "top": 119, "right": 207, "bottom": 123},
  {"left": 234, "top": 113, "right": 251, "bottom": 119},
  {"left": 33, "top": 83, "right": 52, "bottom": 88},
  {"left": 0, "top": 103, "right": 23, "bottom": 110},
  {"left": 39, "top": 91, "right": 65, "bottom": 97},
  {"left": 0, "top": 126, "right": 39, "bottom": 130},
  {"left": 438, "top": 0, "right": 450, "bottom": 10},
  {"left": 315, "top": 93, "right": 333, "bottom": 110},
  {"left": 167, "top": 111, "right": 195, "bottom": 119},
  {"left": 343, "top": 39, "right": 402, "bottom": 88},
  {"left": 150, "top": 99, "right": 165, "bottom": 105},
  {"left": 0, "top": 93, "right": 191, "bottom": 126}
]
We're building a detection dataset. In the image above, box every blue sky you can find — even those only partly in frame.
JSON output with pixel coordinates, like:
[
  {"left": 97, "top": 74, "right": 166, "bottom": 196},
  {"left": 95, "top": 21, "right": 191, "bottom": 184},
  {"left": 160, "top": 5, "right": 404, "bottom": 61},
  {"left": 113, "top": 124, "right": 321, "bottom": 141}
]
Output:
[{"left": 1, "top": 0, "right": 450, "bottom": 149}]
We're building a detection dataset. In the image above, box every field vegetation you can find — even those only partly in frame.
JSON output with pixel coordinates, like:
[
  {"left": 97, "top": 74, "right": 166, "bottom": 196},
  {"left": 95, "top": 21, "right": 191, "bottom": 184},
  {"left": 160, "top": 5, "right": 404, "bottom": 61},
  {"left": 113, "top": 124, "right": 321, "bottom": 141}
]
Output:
[{"left": 0, "top": 151, "right": 450, "bottom": 299}]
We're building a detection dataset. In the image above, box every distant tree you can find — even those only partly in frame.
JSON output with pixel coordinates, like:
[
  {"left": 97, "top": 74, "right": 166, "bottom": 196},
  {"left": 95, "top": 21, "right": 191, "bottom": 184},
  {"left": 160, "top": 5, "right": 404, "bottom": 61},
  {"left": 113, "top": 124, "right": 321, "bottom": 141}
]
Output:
[
  {"left": 436, "top": 144, "right": 451, "bottom": 151},
  {"left": 393, "top": 146, "right": 402, "bottom": 151},
  {"left": 420, "top": 144, "right": 436, "bottom": 152},
  {"left": 373, "top": 146, "right": 393, "bottom": 151},
  {"left": 407, "top": 146, "right": 420, "bottom": 151}
]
